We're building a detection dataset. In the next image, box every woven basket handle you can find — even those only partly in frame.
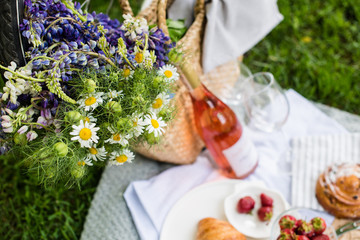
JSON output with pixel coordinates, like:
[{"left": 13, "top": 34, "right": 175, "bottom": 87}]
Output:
[
  {"left": 118, "top": 0, "right": 134, "bottom": 16},
  {"left": 137, "top": 0, "right": 159, "bottom": 21},
  {"left": 137, "top": 0, "right": 176, "bottom": 19},
  {"left": 157, "top": 0, "right": 169, "bottom": 37},
  {"left": 178, "top": 0, "right": 205, "bottom": 47},
  {"left": 155, "top": 0, "right": 205, "bottom": 42}
]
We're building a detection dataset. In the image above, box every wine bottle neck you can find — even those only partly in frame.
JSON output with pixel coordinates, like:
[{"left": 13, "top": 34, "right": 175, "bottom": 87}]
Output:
[{"left": 181, "top": 62, "right": 202, "bottom": 89}]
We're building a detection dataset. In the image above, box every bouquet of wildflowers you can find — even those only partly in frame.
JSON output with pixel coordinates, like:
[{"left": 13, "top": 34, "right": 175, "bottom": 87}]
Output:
[{"left": 0, "top": 0, "right": 179, "bottom": 186}]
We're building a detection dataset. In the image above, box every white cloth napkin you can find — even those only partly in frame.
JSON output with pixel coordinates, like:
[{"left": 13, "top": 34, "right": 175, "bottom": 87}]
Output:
[
  {"left": 124, "top": 155, "right": 225, "bottom": 240},
  {"left": 165, "top": 0, "right": 283, "bottom": 73},
  {"left": 202, "top": 0, "right": 284, "bottom": 72},
  {"left": 291, "top": 133, "right": 360, "bottom": 210},
  {"left": 124, "top": 89, "right": 347, "bottom": 240}
]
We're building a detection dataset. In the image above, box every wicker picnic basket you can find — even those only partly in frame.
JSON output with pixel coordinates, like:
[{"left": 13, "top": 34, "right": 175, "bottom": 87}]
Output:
[{"left": 119, "top": 0, "right": 241, "bottom": 164}]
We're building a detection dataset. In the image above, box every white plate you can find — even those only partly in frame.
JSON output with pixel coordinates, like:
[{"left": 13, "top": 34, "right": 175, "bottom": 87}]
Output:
[
  {"left": 224, "top": 182, "right": 289, "bottom": 239},
  {"left": 160, "top": 179, "right": 280, "bottom": 240}
]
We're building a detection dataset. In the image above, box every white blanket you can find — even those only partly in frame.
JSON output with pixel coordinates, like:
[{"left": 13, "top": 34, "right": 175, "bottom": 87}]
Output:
[{"left": 124, "top": 89, "right": 347, "bottom": 240}]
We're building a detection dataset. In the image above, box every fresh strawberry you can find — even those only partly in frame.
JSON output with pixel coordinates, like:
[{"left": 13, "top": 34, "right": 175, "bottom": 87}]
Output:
[
  {"left": 306, "top": 230, "right": 316, "bottom": 239},
  {"left": 310, "top": 217, "right": 327, "bottom": 235},
  {"left": 279, "top": 215, "right": 297, "bottom": 230},
  {"left": 295, "top": 220, "right": 313, "bottom": 235},
  {"left": 282, "top": 228, "right": 295, "bottom": 235},
  {"left": 257, "top": 206, "right": 273, "bottom": 221},
  {"left": 260, "top": 193, "right": 274, "bottom": 207},
  {"left": 280, "top": 229, "right": 295, "bottom": 239},
  {"left": 237, "top": 196, "right": 255, "bottom": 213},
  {"left": 311, "top": 234, "right": 330, "bottom": 240},
  {"left": 294, "top": 235, "right": 310, "bottom": 240},
  {"left": 277, "top": 230, "right": 294, "bottom": 240}
]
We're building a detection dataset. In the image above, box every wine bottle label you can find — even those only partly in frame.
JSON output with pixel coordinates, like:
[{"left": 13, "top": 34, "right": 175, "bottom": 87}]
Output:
[{"left": 222, "top": 129, "right": 258, "bottom": 177}]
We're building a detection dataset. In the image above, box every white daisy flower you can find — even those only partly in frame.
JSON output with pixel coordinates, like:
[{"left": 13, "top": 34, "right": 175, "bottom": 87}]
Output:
[
  {"left": 77, "top": 158, "right": 93, "bottom": 166},
  {"left": 86, "top": 145, "right": 107, "bottom": 161},
  {"left": 78, "top": 92, "right": 104, "bottom": 111},
  {"left": 108, "top": 149, "right": 135, "bottom": 166},
  {"left": 158, "top": 64, "right": 179, "bottom": 83},
  {"left": 107, "top": 89, "right": 123, "bottom": 100},
  {"left": 122, "top": 67, "right": 134, "bottom": 80},
  {"left": 151, "top": 93, "right": 170, "bottom": 112},
  {"left": 83, "top": 112, "right": 97, "bottom": 123},
  {"left": 70, "top": 120, "right": 100, "bottom": 148},
  {"left": 144, "top": 112, "right": 167, "bottom": 137},
  {"left": 105, "top": 127, "right": 129, "bottom": 146},
  {"left": 130, "top": 113, "right": 146, "bottom": 137}
]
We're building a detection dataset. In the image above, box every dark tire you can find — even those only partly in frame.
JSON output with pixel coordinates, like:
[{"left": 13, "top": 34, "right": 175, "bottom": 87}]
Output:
[{"left": 0, "top": 0, "right": 26, "bottom": 69}]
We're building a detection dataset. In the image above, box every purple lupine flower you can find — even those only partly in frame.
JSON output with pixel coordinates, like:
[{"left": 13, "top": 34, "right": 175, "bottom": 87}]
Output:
[
  {"left": 17, "top": 0, "right": 175, "bottom": 126},
  {"left": 88, "top": 59, "right": 99, "bottom": 69},
  {"left": 26, "top": 131, "right": 38, "bottom": 141},
  {"left": 148, "top": 27, "right": 175, "bottom": 67},
  {"left": 17, "top": 126, "right": 29, "bottom": 134},
  {"left": 36, "top": 116, "right": 48, "bottom": 128},
  {"left": 69, "top": 41, "right": 78, "bottom": 49},
  {"left": 78, "top": 54, "right": 87, "bottom": 66},
  {"left": 6, "top": 101, "right": 20, "bottom": 111},
  {"left": 41, "top": 109, "right": 52, "bottom": 120}
]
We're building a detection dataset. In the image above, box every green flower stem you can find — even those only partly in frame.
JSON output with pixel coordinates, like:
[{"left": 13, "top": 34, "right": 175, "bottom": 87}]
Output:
[
  {"left": 44, "top": 17, "right": 80, "bottom": 37},
  {"left": 68, "top": 68, "right": 81, "bottom": 72},
  {"left": 61, "top": 0, "right": 87, "bottom": 22},
  {"left": 54, "top": 103, "right": 61, "bottom": 119},
  {"left": 30, "top": 97, "right": 42, "bottom": 110},
  {"left": 27, "top": 56, "right": 54, "bottom": 65},
  {"left": 35, "top": 70, "right": 51, "bottom": 78},
  {"left": 44, "top": 42, "right": 62, "bottom": 54},
  {"left": 117, "top": 38, "right": 135, "bottom": 70},
  {"left": 75, "top": 51, "right": 117, "bottom": 68},
  {"left": 22, "top": 105, "right": 33, "bottom": 112},
  {"left": 22, "top": 122, "right": 51, "bottom": 131},
  {"left": 143, "top": 34, "right": 149, "bottom": 53},
  {"left": 0, "top": 65, "right": 45, "bottom": 82},
  {"left": 123, "top": 56, "right": 135, "bottom": 70}
]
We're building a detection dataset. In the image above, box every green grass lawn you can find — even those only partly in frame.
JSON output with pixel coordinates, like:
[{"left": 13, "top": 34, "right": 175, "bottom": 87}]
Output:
[
  {"left": 243, "top": 0, "right": 360, "bottom": 114},
  {"left": 1, "top": 0, "right": 360, "bottom": 239}
]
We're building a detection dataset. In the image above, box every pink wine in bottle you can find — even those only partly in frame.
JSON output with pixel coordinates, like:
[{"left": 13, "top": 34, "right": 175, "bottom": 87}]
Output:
[{"left": 182, "top": 65, "right": 258, "bottom": 178}]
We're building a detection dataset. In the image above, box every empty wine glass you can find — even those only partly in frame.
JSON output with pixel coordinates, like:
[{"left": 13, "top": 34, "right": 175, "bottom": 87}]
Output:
[
  {"left": 241, "top": 72, "right": 290, "bottom": 133},
  {"left": 221, "top": 62, "right": 253, "bottom": 121},
  {"left": 225, "top": 62, "right": 253, "bottom": 104}
]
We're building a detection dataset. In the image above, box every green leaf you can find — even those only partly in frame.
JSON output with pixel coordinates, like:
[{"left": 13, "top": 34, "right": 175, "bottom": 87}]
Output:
[
  {"left": 166, "top": 18, "right": 188, "bottom": 42},
  {"left": 166, "top": 19, "right": 185, "bottom": 29}
]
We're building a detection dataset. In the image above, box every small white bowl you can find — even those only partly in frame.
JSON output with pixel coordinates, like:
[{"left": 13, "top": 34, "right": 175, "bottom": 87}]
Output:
[
  {"left": 270, "top": 207, "right": 337, "bottom": 240},
  {"left": 224, "top": 181, "right": 289, "bottom": 239}
]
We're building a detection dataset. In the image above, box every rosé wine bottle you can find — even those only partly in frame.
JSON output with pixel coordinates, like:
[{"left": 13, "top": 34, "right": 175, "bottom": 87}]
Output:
[{"left": 182, "top": 65, "right": 258, "bottom": 178}]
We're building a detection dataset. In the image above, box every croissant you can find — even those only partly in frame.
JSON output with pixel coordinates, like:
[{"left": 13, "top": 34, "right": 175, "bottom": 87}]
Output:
[{"left": 196, "top": 217, "right": 247, "bottom": 240}]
